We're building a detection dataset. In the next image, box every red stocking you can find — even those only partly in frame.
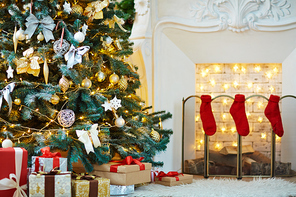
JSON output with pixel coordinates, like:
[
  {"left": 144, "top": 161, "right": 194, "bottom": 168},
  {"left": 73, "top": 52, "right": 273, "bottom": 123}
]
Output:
[
  {"left": 230, "top": 94, "right": 250, "bottom": 136},
  {"left": 200, "top": 95, "right": 216, "bottom": 136},
  {"left": 264, "top": 95, "right": 284, "bottom": 137}
]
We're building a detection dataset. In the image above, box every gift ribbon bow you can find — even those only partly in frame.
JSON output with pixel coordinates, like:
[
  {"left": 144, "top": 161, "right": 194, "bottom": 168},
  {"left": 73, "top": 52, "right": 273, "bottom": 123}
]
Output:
[
  {"left": 156, "top": 171, "right": 183, "bottom": 181},
  {"left": 24, "top": 14, "right": 55, "bottom": 42},
  {"left": 76, "top": 124, "right": 101, "bottom": 154},
  {"left": 110, "top": 156, "right": 145, "bottom": 173},
  {"left": 15, "top": 47, "right": 40, "bottom": 77},
  {"left": 64, "top": 45, "right": 90, "bottom": 69},
  {"left": 0, "top": 148, "right": 28, "bottom": 197},
  {"left": 35, "top": 147, "right": 61, "bottom": 172},
  {"left": 104, "top": 15, "right": 128, "bottom": 32},
  {"left": 0, "top": 82, "right": 15, "bottom": 115},
  {"left": 72, "top": 173, "right": 97, "bottom": 180},
  {"left": 84, "top": 0, "right": 109, "bottom": 22}
]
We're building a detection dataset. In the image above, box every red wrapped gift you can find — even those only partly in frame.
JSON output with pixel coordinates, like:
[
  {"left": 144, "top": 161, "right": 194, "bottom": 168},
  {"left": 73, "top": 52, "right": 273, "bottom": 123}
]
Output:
[{"left": 0, "top": 147, "right": 28, "bottom": 196}]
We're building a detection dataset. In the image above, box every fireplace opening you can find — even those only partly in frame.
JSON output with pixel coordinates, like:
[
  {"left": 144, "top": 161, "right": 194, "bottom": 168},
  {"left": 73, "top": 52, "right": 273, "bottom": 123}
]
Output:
[{"left": 184, "top": 63, "right": 292, "bottom": 176}]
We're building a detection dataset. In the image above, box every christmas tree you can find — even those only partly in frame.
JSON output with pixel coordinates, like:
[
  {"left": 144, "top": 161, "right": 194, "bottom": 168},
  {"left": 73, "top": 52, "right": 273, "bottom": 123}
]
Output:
[{"left": 0, "top": 0, "right": 172, "bottom": 172}]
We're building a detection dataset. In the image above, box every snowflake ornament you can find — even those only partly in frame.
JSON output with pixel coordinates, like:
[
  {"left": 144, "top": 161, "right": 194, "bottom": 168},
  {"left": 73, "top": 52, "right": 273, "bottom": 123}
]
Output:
[
  {"left": 63, "top": 2, "right": 72, "bottom": 14},
  {"left": 110, "top": 96, "right": 122, "bottom": 110}
]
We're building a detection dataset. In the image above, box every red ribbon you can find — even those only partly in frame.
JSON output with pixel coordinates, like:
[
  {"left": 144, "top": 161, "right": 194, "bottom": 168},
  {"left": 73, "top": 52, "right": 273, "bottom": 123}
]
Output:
[
  {"left": 156, "top": 171, "right": 183, "bottom": 181},
  {"left": 35, "top": 147, "right": 61, "bottom": 172},
  {"left": 110, "top": 156, "right": 145, "bottom": 173}
]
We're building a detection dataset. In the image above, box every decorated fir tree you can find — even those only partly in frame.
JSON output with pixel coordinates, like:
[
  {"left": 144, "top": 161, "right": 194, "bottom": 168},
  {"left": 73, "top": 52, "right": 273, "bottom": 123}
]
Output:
[{"left": 0, "top": 0, "right": 172, "bottom": 172}]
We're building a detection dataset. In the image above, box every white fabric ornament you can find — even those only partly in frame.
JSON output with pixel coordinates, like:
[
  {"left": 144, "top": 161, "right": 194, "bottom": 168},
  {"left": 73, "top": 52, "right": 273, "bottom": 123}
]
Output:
[
  {"left": 0, "top": 83, "right": 15, "bottom": 115},
  {"left": 6, "top": 66, "right": 14, "bottom": 79},
  {"left": 64, "top": 45, "right": 90, "bottom": 68},
  {"left": 76, "top": 124, "right": 101, "bottom": 154},
  {"left": 63, "top": 2, "right": 72, "bottom": 14}
]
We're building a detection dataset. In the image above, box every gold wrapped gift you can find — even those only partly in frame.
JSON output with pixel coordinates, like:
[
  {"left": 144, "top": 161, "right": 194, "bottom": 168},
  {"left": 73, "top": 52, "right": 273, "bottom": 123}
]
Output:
[{"left": 72, "top": 177, "right": 110, "bottom": 197}]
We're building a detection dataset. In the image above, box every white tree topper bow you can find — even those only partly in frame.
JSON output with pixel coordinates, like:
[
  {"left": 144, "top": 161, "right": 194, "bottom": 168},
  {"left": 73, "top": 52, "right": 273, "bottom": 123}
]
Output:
[
  {"left": 24, "top": 14, "right": 55, "bottom": 42},
  {"left": 64, "top": 45, "right": 90, "bottom": 69},
  {"left": 0, "top": 83, "right": 15, "bottom": 115},
  {"left": 76, "top": 124, "right": 101, "bottom": 154}
]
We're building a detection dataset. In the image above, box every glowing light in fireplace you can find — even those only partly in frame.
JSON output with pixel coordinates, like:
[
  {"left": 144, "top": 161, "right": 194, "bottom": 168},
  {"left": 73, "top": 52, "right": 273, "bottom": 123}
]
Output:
[
  {"left": 246, "top": 111, "right": 251, "bottom": 118},
  {"left": 214, "top": 65, "right": 221, "bottom": 72},
  {"left": 195, "top": 115, "right": 200, "bottom": 122},
  {"left": 261, "top": 133, "right": 266, "bottom": 139},
  {"left": 199, "top": 139, "right": 204, "bottom": 144},
  {"left": 273, "top": 67, "right": 279, "bottom": 73},
  {"left": 200, "top": 84, "right": 204, "bottom": 91},
  {"left": 276, "top": 135, "right": 281, "bottom": 141},
  {"left": 231, "top": 127, "right": 236, "bottom": 133},
  {"left": 210, "top": 79, "right": 216, "bottom": 86},
  {"left": 223, "top": 83, "right": 229, "bottom": 90},
  {"left": 265, "top": 71, "right": 273, "bottom": 79},
  {"left": 247, "top": 82, "right": 253, "bottom": 89},
  {"left": 257, "top": 101, "right": 263, "bottom": 109},
  {"left": 214, "top": 142, "right": 222, "bottom": 150},
  {"left": 258, "top": 116, "right": 263, "bottom": 123},
  {"left": 232, "top": 142, "right": 237, "bottom": 147},
  {"left": 241, "top": 66, "right": 246, "bottom": 73},
  {"left": 254, "top": 65, "right": 261, "bottom": 72},
  {"left": 232, "top": 81, "right": 239, "bottom": 88},
  {"left": 233, "top": 64, "right": 239, "bottom": 72},
  {"left": 222, "top": 113, "right": 227, "bottom": 120},
  {"left": 223, "top": 99, "right": 228, "bottom": 105},
  {"left": 221, "top": 127, "right": 226, "bottom": 133},
  {"left": 269, "top": 86, "right": 275, "bottom": 93}
]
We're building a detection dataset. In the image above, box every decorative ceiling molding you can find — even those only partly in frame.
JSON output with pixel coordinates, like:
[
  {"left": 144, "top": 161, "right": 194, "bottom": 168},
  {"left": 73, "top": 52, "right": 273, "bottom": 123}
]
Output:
[{"left": 190, "top": 0, "right": 296, "bottom": 32}]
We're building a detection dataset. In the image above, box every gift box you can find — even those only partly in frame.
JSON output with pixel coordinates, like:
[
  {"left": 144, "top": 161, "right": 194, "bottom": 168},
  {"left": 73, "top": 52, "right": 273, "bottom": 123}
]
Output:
[
  {"left": 110, "top": 185, "right": 134, "bottom": 196},
  {"left": 155, "top": 172, "right": 193, "bottom": 186},
  {"left": 92, "top": 156, "right": 152, "bottom": 186},
  {"left": 32, "top": 147, "right": 67, "bottom": 172},
  {"left": 71, "top": 175, "right": 110, "bottom": 197},
  {"left": 0, "top": 147, "right": 28, "bottom": 197},
  {"left": 29, "top": 172, "right": 71, "bottom": 196}
]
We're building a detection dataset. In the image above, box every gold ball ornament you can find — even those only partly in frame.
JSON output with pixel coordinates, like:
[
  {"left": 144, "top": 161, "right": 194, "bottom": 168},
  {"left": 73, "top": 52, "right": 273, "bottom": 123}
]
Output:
[
  {"left": 115, "top": 116, "right": 125, "bottom": 127},
  {"left": 97, "top": 71, "right": 106, "bottom": 82},
  {"left": 119, "top": 76, "right": 128, "bottom": 90},
  {"left": 109, "top": 73, "right": 119, "bottom": 84},
  {"left": 59, "top": 75, "right": 70, "bottom": 93},
  {"left": 57, "top": 109, "right": 75, "bottom": 127},
  {"left": 14, "top": 98, "right": 21, "bottom": 105},
  {"left": 37, "top": 32, "right": 44, "bottom": 41},
  {"left": 150, "top": 129, "right": 160, "bottom": 142},
  {"left": 81, "top": 77, "right": 92, "bottom": 88},
  {"left": 50, "top": 94, "right": 60, "bottom": 105},
  {"left": 72, "top": 4, "right": 83, "bottom": 15}
]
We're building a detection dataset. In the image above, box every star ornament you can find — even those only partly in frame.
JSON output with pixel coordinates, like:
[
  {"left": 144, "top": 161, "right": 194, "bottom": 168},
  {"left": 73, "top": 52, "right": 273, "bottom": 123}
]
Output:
[
  {"left": 63, "top": 2, "right": 72, "bottom": 14},
  {"left": 102, "top": 100, "right": 112, "bottom": 111},
  {"left": 110, "top": 96, "right": 121, "bottom": 110},
  {"left": 6, "top": 66, "right": 14, "bottom": 79}
]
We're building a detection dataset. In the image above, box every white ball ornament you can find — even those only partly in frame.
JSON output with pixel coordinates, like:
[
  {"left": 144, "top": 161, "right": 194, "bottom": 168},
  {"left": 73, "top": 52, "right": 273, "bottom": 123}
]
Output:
[
  {"left": 115, "top": 116, "right": 125, "bottom": 127},
  {"left": 74, "top": 32, "right": 85, "bottom": 43},
  {"left": 16, "top": 28, "right": 26, "bottom": 41},
  {"left": 105, "top": 36, "right": 113, "bottom": 45},
  {"left": 2, "top": 138, "right": 13, "bottom": 148},
  {"left": 37, "top": 32, "right": 44, "bottom": 41}
]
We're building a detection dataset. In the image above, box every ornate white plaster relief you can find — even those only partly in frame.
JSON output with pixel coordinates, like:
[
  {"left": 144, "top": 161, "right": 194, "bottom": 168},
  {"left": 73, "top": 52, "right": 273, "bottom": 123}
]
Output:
[{"left": 190, "top": 0, "right": 296, "bottom": 32}]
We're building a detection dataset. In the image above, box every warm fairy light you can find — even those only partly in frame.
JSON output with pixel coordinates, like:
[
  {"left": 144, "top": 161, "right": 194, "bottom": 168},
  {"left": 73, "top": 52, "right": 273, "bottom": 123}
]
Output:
[
  {"left": 233, "top": 64, "right": 239, "bottom": 72},
  {"left": 199, "top": 139, "right": 204, "bottom": 144},
  {"left": 261, "top": 133, "right": 266, "bottom": 139},
  {"left": 195, "top": 115, "right": 200, "bottom": 122},
  {"left": 241, "top": 66, "right": 246, "bottom": 73},
  {"left": 221, "top": 127, "right": 226, "bottom": 133},
  {"left": 197, "top": 144, "right": 201, "bottom": 150},
  {"left": 273, "top": 67, "right": 279, "bottom": 73},
  {"left": 231, "top": 127, "right": 236, "bottom": 133},
  {"left": 276, "top": 135, "right": 281, "bottom": 141},
  {"left": 215, "top": 142, "right": 222, "bottom": 150},
  {"left": 64, "top": 96, "right": 68, "bottom": 99},
  {"left": 246, "top": 111, "right": 251, "bottom": 118},
  {"left": 222, "top": 113, "right": 227, "bottom": 120},
  {"left": 256, "top": 86, "right": 261, "bottom": 92},
  {"left": 258, "top": 116, "right": 263, "bottom": 123},
  {"left": 223, "top": 84, "right": 229, "bottom": 90},
  {"left": 257, "top": 101, "right": 263, "bottom": 109},
  {"left": 247, "top": 82, "right": 253, "bottom": 89},
  {"left": 201, "top": 70, "right": 207, "bottom": 77},
  {"left": 254, "top": 65, "right": 261, "bottom": 72},
  {"left": 200, "top": 85, "right": 204, "bottom": 91},
  {"left": 214, "top": 65, "right": 221, "bottom": 72},
  {"left": 265, "top": 71, "right": 273, "bottom": 79},
  {"left": 232, "top": 142, "right": 238, "bottom": 147},
  {"left": 246, "top": 98, "right": 253, "bottom": 104},
  {"left": 50, "top": 119, "right": 54, "bottom": 122},
  {"left": 3, "top": 127, "right": 6, "bottom": 131},
  {"left": 232, "top": 81, "right": 239, "bottom": 88},
  {"left": 210, "top": 79, "right": 216, "bottom": 86},
  {"left": 210, "top": 93, "right": 215, "bottom": 98},
  {"left": 269, "top": 86, "right": 275, "bottom": 93},
  {"left": 201, "top": 128, "right": 205, "bottom": 134},
  {"left": 223, "top": 99, "right": 228, "bottom": 105},
  {"left": 79, "top": 116, "right": 85, "bottom": 120},
  {"left": 4, "top": 79, "right": 7, "bottom": 82},
  {"left": 10, "top": 124, "right": 15, "bottom": 128},
  {"left": 35, "top": 108, "right": 39, "bottom": 112},
  {"left": 91, "top": 91, "right": 96, "bottom": 95},
  {"left": 27, "top": 129, "right": 31, "bottom": 133}
]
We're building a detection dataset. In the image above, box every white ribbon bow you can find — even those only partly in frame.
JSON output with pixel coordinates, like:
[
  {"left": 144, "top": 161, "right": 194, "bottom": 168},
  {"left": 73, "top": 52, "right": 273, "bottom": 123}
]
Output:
[
  {"left": 0, "top": 83, "right": 15, "bottom": 115},
  {"left": 0, "top": 148, "right": 27, "bottom": 197},
  {"left": 64, "top": 45, "right": 90, "bottom": 69},
  {"left": 76, "top": 124, "right": 101, "bottom": 154}
]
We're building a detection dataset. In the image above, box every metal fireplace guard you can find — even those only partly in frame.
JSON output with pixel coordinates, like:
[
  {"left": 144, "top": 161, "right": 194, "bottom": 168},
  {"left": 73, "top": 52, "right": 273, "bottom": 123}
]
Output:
[{"left": 182, "top": 94, "right": 296, "bottom": 179}]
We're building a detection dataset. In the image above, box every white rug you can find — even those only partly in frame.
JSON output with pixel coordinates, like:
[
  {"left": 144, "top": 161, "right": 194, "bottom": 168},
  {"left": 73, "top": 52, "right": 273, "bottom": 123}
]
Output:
[{"left": 128, "top": 178, "right": 296, "bottom": 197}]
